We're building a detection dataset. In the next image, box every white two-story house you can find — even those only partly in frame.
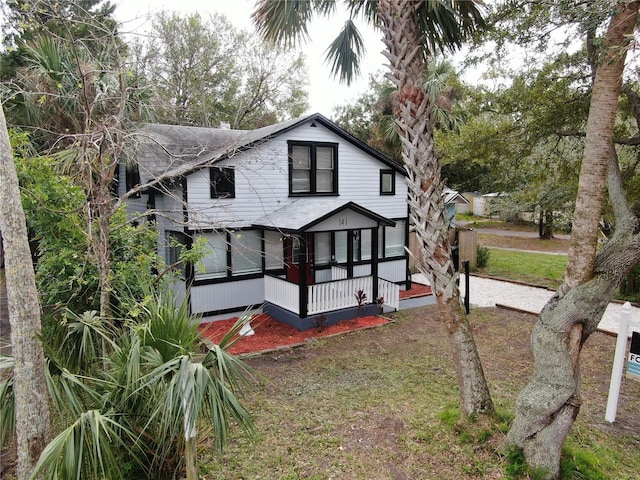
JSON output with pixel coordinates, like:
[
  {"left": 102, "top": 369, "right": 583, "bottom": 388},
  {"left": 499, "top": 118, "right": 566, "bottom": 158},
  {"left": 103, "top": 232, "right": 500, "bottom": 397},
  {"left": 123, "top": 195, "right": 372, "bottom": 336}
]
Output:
[{"left": 122, "top": 113, "right": 410, "bottom": 330}]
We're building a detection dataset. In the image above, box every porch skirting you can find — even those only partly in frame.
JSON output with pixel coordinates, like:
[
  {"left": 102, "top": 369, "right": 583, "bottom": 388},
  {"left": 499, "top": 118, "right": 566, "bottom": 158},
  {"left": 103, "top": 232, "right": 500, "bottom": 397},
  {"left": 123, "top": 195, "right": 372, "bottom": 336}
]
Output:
[{"left": 264, "top": 302, "right": 379, "bottom": 331}]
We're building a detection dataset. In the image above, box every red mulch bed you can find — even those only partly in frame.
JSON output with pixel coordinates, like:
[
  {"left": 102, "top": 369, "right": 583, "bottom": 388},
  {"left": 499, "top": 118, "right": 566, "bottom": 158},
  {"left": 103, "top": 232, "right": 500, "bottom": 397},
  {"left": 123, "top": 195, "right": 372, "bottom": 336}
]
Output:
[
  {"left": 198, "top": 282, "right": 432, "bottom": 355},
  {"left": 199, "top": 314, "right": 389, "bottom": 355},
  {"left": 400, "top": 282, "right": 431, "bottom": 299}
]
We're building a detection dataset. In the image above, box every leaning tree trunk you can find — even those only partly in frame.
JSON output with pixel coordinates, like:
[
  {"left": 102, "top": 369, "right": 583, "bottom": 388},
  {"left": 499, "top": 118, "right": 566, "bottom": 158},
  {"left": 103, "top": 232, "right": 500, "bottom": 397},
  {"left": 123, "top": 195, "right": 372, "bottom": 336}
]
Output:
[
  {"left": 505, "top": 3, "right": 640, "bottom": 478},
  {"left": 378, "top": 0, "right": 493, "bottom": 416},
  {"left": 0, "top": 106, "right": 51, "bottom": 479}
]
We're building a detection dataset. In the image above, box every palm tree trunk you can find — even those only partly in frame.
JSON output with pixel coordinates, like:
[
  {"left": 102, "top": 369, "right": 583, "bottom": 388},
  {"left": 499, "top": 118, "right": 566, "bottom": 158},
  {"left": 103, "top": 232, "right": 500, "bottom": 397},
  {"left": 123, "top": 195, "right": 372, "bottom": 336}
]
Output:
[
  {"left": 185, "top": 436, "right": 198, "bottom": 480},
  {"left": 0, "top": 106, "right": 51, "bottom": 479},
  {"left": 378, "top": 0, "right": 493, "bottom": 416},
  {"left": 505, "top": 3, "right": 640, "bottom": 478}
]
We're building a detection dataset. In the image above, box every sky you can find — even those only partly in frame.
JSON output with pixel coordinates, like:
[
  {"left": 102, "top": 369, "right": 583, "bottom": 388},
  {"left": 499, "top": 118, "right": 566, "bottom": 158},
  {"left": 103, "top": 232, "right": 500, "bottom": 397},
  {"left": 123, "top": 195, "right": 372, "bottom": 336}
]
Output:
[{"left": 113, "top": 0, "right": 388, "bottom": 117}]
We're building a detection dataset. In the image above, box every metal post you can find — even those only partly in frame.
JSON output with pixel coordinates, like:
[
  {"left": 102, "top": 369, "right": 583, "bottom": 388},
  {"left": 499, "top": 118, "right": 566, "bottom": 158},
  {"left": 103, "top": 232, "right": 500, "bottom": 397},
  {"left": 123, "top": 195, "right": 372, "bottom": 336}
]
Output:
[{"left": 463, "top": 260, "right": 470, "bottom": 314}]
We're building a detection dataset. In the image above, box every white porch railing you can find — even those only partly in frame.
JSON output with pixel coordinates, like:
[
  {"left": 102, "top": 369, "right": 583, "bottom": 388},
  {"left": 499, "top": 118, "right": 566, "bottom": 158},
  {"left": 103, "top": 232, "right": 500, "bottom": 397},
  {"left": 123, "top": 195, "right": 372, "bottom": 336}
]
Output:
[
  {"left": 265, "top": 274, "right": 401, "bottom": 317},
  {"left": 331, "top": 265, "right": 347, "bottom": 280},
  {"left": 308, "top": 277, "right": 373, "bottom": 315},
  {"left": 264, "top": 275, "right": 299, "bottom": 314},
  {"left": 378, "top": 278, "right": 400, "bottom": 311}
]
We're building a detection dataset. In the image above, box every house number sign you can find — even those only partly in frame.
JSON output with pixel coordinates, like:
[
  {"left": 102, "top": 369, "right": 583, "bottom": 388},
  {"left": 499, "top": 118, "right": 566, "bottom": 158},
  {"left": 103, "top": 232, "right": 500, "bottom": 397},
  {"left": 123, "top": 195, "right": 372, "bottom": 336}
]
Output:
[{"left": 338, "top": 217, "right": 348, "bottom": 226}]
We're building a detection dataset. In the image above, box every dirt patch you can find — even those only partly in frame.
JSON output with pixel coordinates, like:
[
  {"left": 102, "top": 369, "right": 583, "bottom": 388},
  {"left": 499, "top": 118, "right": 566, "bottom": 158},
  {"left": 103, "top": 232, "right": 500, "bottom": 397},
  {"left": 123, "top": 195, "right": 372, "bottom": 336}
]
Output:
[{"left": 238, "top": 305, "right": 639, "bottom": 480}]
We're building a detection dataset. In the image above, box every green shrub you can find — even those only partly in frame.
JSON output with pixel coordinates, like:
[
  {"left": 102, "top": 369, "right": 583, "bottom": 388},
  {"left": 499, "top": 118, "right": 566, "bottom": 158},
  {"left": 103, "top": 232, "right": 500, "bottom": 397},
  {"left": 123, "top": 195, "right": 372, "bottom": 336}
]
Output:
[{"left": 477, "top": 245, "right": 490, "bottom": 268}]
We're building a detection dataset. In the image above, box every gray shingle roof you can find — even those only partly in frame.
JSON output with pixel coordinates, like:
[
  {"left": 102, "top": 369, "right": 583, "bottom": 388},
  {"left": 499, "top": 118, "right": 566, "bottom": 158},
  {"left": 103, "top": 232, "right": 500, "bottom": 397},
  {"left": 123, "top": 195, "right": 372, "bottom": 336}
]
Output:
[
  {"left": 127, "top": 113, "right": 404, "bottom": 186},
  {"left": 253, "top": 199, "right": 395, "bottom": 232}
]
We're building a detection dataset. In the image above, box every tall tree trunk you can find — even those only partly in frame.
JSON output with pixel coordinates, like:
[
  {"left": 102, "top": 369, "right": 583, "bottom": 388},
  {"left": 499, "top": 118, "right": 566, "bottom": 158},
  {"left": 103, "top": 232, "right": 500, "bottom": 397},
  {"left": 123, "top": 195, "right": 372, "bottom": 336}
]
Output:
[
  {"left": 0, "top": 106, "right": 51, "bottom": 478},
  {"left": 538, "top": 209, "right": 553, "bottom": 239},
  {"left": 505, "top": 3, "right": 640, "bottom": 478},
  {"left": 378, "top": 0, "right": 493, "bottom": 416}
]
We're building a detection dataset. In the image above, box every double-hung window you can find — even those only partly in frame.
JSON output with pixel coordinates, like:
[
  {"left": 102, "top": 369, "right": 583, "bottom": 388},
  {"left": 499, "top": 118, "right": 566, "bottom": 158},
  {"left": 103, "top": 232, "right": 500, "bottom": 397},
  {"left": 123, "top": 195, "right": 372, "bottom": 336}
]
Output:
[
  {"left": 380, "top": 170, "right": 395, "bottom": 195},
  {"left": 210, "top": 166, "right": 235, "bottom": 199},
  {"left": 289, "top": 141, "right": 338, "bottom": 195}
]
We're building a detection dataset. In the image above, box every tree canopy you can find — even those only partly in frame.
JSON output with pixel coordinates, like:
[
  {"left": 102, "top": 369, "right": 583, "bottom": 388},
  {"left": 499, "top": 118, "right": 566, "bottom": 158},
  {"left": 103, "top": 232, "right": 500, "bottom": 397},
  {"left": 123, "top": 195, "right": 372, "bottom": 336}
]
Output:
[{"left": 135, "top": 11, "right": 309, "bottom": 129}]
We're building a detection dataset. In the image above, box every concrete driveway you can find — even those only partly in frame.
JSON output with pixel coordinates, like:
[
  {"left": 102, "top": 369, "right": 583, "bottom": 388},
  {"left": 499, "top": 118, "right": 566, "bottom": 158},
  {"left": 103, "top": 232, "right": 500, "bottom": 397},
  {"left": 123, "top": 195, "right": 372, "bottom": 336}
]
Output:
[{"left": 413, "top": 273, "right": 639, "bottom": 338}]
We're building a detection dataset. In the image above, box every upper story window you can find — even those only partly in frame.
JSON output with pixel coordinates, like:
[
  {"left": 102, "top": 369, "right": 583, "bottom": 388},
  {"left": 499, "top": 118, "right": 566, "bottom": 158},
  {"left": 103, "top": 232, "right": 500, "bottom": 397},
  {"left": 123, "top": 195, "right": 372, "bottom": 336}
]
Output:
[
  {"left": 380, "top": 169, "right": 395, "bottom": 195},
  {"left": 210, "top": 166, "right": 235, "bottom": 199},
  {"left": 289, "top": 141, "right": 338, "bottom": 195}
]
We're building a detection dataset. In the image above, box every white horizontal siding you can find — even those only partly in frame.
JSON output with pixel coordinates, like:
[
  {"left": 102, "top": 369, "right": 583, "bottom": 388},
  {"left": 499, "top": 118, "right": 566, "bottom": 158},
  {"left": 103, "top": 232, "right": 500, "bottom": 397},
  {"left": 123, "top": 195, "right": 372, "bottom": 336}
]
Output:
[
  {"left": 184, "top": 121, "right": 408, "bottom": 230},
  {"left": 124, "top": 196, "right": 147, "bottom": 218},
  {"left": 190, "top": 278, "right": 265, "bottom": 314},
  {"left": 155, "top": 185, "right": 185, "bottom": 227}
]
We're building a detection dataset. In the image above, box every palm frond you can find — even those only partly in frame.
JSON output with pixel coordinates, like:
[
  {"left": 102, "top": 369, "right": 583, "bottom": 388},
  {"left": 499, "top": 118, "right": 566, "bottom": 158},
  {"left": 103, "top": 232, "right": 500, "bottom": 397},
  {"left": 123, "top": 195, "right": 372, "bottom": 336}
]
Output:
[
  {"left": 422, "top": 59, "right": 452, "bottom": 100},
  {"left": 346, "top": 0, "right": 380, "bottom": 25},
  {"left": 0, "top": 354, "right": 13, "bottom": 371},
  {"left": 136, "top": 288, "right": 200, "bottom": 362},
  {"left": 324, "top": 19, "right": 365, "bottom": 85},
  {"left": 253, "top": 0, "right": 336, "bottom": 48},
  {"left": 417, "top": 0, "right": 485, "bottom": 55},
  {"left": 29, "top": 410, "right": 137, "bottom": 480},
  {"left": 44, "top": 310, "right": 118, "bottom": 374},
  {"left": 216, "top": 308, "right": 259, "bottom": 350},
  {"left": 24, "top": 35, "right": 68, "bottom": 82},
  {"left": 45, "top": 360, "right": 108, "bottom": 420},
  {"left": 0, "top": 374, "right": 15, "bottom": 448}
]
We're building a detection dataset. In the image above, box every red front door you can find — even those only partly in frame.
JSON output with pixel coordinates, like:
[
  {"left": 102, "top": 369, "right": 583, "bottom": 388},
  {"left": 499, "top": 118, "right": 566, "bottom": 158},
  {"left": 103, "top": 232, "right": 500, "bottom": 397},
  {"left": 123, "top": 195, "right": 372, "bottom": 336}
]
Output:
[{"left": 285, "top": 235, "right": 313, "bottom": 284}]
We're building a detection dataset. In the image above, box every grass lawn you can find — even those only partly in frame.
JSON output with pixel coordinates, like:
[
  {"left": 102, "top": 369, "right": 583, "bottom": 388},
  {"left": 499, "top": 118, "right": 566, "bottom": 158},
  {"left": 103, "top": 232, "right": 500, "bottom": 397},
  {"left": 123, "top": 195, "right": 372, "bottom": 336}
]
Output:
[
  {"left": 478, "top": 248, "right": 567, "bottom": 289},
  {"left": 199, "top": 305, "right": 640, "bottom": 480}
]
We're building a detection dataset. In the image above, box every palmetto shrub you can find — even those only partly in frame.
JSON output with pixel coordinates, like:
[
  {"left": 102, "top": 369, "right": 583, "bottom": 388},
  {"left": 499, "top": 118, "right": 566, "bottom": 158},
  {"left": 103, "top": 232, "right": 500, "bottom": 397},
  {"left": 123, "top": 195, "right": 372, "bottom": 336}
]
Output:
[{"left": 1, "top": 287, "right": 254, "bottom": 480}]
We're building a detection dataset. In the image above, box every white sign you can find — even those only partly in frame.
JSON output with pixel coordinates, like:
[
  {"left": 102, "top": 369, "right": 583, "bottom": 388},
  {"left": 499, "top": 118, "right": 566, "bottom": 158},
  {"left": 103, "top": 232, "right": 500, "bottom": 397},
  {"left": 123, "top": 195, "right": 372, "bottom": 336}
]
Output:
[
  {"left": 605, "top": 302, "right": 639, "bottom": 423},
  {"left": 628, "top": 332, "right": 640, "bottom": 382}
]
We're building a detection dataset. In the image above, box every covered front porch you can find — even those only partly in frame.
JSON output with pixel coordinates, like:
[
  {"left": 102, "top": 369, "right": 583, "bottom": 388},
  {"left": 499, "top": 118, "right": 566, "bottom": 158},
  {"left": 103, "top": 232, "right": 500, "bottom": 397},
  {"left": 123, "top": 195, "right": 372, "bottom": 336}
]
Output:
[
  {"left": 263, "top": 267, "right": 400, "bottom": 330},
  {"left": 254, "top": 200, "right": 405, "bottom": 330}
]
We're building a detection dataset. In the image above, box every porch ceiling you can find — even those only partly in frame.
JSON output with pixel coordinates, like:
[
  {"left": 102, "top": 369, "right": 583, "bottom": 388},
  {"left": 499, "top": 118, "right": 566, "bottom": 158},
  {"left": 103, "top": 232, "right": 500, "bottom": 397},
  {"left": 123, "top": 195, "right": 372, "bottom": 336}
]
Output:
[{"left": 252, "top": 199, "right": 395, "bottom": 233}]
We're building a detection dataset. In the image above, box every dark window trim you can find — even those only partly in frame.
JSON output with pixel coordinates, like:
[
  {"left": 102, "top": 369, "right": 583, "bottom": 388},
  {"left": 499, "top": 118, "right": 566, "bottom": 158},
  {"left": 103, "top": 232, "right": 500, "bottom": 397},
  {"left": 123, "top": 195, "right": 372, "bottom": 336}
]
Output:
[
  {"left": 380, "top": 169, "right": 395, "bottom": 195},
  {"left": 192, "top": 272, "right": 263, "bottom": 287},
  {"left": 379, "top": 218, "right": 408, "bottom": 260},
  {"left": 288, "top": 141, "right": 339, "bottom": 196},
  {"left": 210, "top": 166, "right": 235, "bottom": 199},
  {"left": 165, "top": 231, "right": 188, "bottom": 279},
  {"left": 192, "top": 228, "right": 266, "bottom": 282}
]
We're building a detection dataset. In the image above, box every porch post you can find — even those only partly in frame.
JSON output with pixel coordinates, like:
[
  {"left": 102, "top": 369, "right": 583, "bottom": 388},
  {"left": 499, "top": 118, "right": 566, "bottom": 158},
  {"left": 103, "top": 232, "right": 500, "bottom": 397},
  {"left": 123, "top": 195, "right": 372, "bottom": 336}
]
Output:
[
  {"left": 347, "top": 230, "right": 354, "bottom": 278},
  {"left": 299, "top": 235, "right": 308, "bottom": 318},
  {"left": 372, "top": 226, "right": 379, "bottom": 303}
]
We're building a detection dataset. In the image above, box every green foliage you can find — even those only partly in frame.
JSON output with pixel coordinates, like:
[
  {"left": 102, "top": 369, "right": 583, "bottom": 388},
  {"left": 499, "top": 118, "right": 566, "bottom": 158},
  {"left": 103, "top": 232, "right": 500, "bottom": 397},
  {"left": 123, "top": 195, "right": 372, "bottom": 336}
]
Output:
[
  {"left": 30, "top": 410, "right": 136, "bottom": 480},
  {"left": 503, "top": 444, "right": 548, "bottom": 480},
  {"left": 138, "top": 11, "right": 308, "bottom": 129},
  {"left": 20, "top": 289, "right": 256, "bottom": 479},
  {"left": 560, "top": 445, "right": 608, "bottom": 480},
  {"left": 43, "top": 310, "right": 117, "bottom": 375},
  {"left": 618, "top": 263, "right": 640, "bottom": 301},
  {"left": 479, "top": 248, "right": 566, "bottom": 289},
  {"left": 476, "top": 245, "right": 490, "bottom": 269},
  {"left": 0, "top": 355, "right": 15, "bottom": 448},
  {"left": 436, "top": 405, "right": 461, "bottom": 427},
  {"left": 333, "top": 73, "right": 401, "bottom": 161},
  {"left": 1, "top": 0, "right": 119, "bottom": 80},
  {"left": 503, "top": 441, "right": 610, "bottom": 480},
  {"left": 11, "top": 131, "right": 159, "bottom": 317},
  {"left": 334, "top": 60, "right": 467, "bottom": 164}
]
